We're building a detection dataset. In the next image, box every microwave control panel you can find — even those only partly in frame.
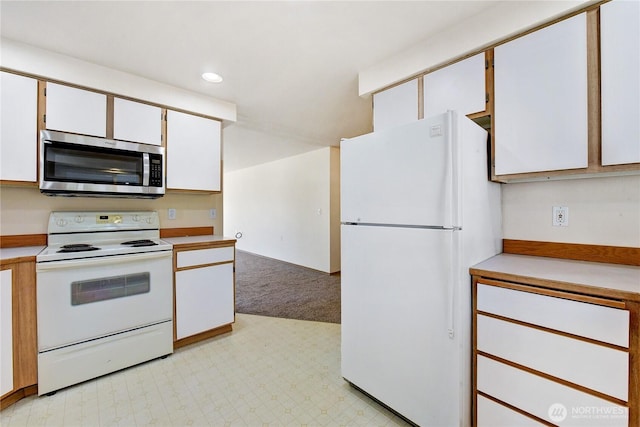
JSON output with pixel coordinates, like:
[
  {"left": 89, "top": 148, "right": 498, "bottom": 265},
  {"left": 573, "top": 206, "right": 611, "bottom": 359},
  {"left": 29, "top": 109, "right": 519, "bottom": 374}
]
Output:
[{"left": 149, "top": 154, "right": 163, "bottom": 187}]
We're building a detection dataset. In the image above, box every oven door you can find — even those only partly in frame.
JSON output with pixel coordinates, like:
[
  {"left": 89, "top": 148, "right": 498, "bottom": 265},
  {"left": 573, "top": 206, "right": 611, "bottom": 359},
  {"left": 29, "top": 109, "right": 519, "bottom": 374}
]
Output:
[{"left": 36, "top": 251, "right": 173, "bottom": 352}]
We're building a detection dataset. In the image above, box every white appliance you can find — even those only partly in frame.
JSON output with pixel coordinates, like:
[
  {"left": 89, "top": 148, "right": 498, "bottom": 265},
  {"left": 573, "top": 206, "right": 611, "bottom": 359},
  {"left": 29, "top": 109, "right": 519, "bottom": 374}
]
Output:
[
  {"left": 36, "top": 211, "right": 174, "bottom": 395},
  {"left": 340, "top": 111, "right": 501, "bottom": 426}
]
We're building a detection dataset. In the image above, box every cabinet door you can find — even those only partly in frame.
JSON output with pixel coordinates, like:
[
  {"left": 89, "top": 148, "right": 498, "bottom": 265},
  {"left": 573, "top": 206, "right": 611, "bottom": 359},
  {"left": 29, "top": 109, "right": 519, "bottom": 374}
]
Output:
[
  {"left": 1, "top": 269, "right": 13, "bottom": 396},
  {"left": 373, "top": 78, "right": 418, "bottom": 132},
  {"left": 113, "top": 98, "right": 162, "bottom": 145},
  {"left": 423, "top": 53, "right": 486, "bottom": 118},
  {"left": 45, "top": 82, "right": 107, "bottom": 137},
  {"left": 175, "top": 263, "right": 234, "bottom": 339},
  {"left": 600, "top": 0, "right": 640, "bottom": 166},
  {"left": 0, "top": 72, "right": 38, "bottom": 182},
  {"left": 166, "top": 110, "right": 221, "bottom": 191},
  {"left": 494, "top": 13, "right": 588, "bottom": 175}
]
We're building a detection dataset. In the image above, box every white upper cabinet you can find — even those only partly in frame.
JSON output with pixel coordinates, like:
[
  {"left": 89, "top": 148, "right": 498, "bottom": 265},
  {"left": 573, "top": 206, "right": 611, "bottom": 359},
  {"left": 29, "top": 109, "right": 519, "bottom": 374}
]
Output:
[
  {"left": 423, "top": 53, "right": 486, "bottom": 118},
  {"left": 494, "top": 13, "right": 588, "bottom": 175},
  {"left": 166, "top": 110, "right": 221, "bottom": 191},
  {"left": 45, "top": 82, "right": 107, "bottom": 137},
  {"left": 0, "top": 72, "right": 38, "bottom": 182},
  {"left": 373, "top": 78, "right": 418, "bottom": 132},
  {"left": 600, "top": 0, "right": 640, "bottom": 166},
  {"left": 113, "top": 98, "right": 162, "bottom": 146}
]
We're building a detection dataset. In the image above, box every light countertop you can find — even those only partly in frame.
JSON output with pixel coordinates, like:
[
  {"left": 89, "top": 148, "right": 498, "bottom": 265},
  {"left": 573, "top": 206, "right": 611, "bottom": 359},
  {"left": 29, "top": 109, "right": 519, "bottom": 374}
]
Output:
[
  {"left": 163, "top": 235, "right": 236, "bottom": 248},
  {"left": 0, "top": 246, "right": 45, "bottom": 264},
  {"left": 471, "top": 253, "right": 640, "bottom": 302}
]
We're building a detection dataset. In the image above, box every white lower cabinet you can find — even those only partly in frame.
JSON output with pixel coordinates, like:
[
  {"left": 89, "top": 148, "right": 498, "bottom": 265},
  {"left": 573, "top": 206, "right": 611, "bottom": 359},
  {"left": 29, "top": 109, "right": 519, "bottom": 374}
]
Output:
[
  {"left": 477, "top": 395, "right": 545, "bottom": 427},
  {"left": 1, "top": 269, "right": 13, "bottom": 396},
  {"left": 477, "top": 356, "right": 628, "bottom": 426},
  {"left": 473, "top": 280, "right": 632, "bottom": 426},
  {"left": 174, "top": 244, "right": 235, "bottom": 343}
]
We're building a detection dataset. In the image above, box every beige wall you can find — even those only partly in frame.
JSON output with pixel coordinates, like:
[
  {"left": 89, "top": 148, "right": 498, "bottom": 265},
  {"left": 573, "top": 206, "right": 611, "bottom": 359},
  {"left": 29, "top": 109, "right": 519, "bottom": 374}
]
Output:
[
  {"left": 502, "top": 175, "right": 640, "bottom": 247},
  {"left": 0, "top": 186, "right": 222, "bottom": 236},
  {"left": 223, "top": 147, "right": 340, "bottom": 273}
]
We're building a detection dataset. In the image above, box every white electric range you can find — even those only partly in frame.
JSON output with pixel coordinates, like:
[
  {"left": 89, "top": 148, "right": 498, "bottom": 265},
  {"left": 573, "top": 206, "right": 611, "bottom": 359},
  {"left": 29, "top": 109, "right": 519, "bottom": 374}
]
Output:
[{"left": 36, "top": 211, "right": 174, "bottom": 395}]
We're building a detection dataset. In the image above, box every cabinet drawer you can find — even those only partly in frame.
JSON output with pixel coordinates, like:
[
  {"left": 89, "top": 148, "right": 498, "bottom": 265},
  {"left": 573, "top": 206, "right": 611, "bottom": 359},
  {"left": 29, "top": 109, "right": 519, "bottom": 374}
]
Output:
[
  {"left": 477, "top": 314, "right": 628, "bottom": 400},
  {"left": 477, "top": 355, "right": 628, "bottom": 426},
  {"left": 477, "top": 395, "right": 545, "bottom": 427},
  {"left": 477, "top": 283, "right": 629, "bottom": 347},
  {"left": 176, "top": 246, "right": 234, "bottom": 268}
]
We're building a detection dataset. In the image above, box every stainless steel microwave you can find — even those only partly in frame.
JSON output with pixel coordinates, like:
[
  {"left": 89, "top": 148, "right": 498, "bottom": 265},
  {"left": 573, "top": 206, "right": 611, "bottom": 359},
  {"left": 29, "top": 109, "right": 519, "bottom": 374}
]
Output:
[{"left": 39, "top": 130, "right": 165, "bottom": 198}]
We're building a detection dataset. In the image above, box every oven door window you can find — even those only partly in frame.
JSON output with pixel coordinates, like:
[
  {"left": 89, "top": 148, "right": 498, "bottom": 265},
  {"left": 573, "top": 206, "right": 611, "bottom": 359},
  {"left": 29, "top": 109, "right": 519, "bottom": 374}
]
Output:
[
  {"left": 71, "top": 272, "right": 150, "bottom": 305},
  {"left": 44, "top": 143, "right": 144, "bottom": 186}
]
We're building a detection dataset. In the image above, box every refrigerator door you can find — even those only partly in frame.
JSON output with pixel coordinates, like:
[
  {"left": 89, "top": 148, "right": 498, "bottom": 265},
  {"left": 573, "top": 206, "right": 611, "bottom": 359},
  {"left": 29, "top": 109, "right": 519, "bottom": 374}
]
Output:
[
  {"left": 341, "top": 224, "right": 465, "bottom": 426},
  {"left": 341, "top": 112, "right": 458, "bottom": 228}
]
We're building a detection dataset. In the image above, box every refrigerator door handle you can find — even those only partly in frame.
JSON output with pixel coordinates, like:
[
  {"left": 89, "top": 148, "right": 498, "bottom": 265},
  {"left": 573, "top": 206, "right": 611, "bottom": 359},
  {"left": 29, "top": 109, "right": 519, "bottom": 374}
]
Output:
[{"left": 447, "top": 231, "right": 457, "bottom": 339}]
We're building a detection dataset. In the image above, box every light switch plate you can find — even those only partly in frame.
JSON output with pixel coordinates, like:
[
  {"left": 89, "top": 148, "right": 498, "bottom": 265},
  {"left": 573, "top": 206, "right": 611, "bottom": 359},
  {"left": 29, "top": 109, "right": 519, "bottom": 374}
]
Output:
[{"left": 168, "top": 208, "right": 176, "bottom": 220}]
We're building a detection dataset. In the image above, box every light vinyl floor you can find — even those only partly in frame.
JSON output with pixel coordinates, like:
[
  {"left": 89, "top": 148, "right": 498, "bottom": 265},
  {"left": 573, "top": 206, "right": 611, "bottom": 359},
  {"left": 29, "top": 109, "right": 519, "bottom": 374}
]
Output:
[{"left": 1, "top": 314, "right": 410, "bottom": 426}]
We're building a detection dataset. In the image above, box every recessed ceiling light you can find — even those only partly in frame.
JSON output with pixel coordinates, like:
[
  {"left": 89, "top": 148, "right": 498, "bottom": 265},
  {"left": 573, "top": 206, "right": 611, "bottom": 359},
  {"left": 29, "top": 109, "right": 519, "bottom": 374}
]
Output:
[{"left": 202, "top": 72, "right": 223, "bottom": 83}]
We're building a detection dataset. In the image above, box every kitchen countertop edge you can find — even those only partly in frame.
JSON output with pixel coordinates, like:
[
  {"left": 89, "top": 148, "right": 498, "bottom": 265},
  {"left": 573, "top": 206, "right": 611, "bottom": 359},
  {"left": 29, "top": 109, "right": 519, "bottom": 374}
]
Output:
[
  {"left": 471, "top": 253, "right": 640, "bottom": 302},
  {"left": 0, "top": 246, "right": 44, "bottom": 264},
  {"left": 163, "top": 235, "right": 237, "bottom": 249}
]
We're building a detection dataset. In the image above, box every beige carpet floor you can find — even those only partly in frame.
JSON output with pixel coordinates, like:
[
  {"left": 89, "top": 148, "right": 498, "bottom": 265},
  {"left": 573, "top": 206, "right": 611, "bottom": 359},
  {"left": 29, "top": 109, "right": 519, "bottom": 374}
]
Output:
[{"left": 235, "top": 250, "right": 341, "bottom": 324}]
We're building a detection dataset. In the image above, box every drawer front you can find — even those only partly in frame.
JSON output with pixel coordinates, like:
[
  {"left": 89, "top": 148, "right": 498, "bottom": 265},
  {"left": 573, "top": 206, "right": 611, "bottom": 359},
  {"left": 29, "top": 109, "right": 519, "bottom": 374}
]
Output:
[
  {"left": 177, "top": 246, "right": 234, "bottom": 268},
  {"left": 477, "top": 355, "right": 629, "bottom": 426},
  {"left": 477, "top": 283, "right": 629, "bottom": 347},
  {"left": 477, "top": 314, "right": 628, "bottom": 400},
  {"left": 477, "top": 395, "right": 545, "bottom": 427}
]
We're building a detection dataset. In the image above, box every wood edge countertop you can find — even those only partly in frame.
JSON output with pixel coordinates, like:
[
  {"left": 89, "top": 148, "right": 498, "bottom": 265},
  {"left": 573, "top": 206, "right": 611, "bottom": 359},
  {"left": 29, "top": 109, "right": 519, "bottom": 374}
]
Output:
[
  {"left": 162, "top": 235, "right": 237, "bottom": 250},
  {"left": 471, "top": 253, "right": 640, "bottom": 303},
  {"left": 0, "top": 246, "right": 44, "bottom": 265}
]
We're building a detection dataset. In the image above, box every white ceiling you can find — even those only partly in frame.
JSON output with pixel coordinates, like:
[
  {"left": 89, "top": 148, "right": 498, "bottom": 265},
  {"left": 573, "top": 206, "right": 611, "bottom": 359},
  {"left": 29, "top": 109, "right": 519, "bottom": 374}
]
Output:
[{"left": 0, "top": 0, "right": 500, "bottom": 171}]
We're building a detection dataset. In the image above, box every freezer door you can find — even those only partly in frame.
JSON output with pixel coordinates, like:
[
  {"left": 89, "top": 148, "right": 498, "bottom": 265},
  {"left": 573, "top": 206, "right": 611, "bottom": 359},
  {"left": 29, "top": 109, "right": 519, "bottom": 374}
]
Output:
[
  {"left": 341, "top": 113, "right": 457, "bottom": 227},
  {"left": 341, "top": 224, "right": 467, "bottom": 426}
]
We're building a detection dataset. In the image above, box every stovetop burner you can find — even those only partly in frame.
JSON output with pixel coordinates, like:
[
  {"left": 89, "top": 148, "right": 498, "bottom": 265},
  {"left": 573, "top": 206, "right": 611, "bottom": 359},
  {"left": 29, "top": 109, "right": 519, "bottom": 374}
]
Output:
[
  {"left": 38, "top": 211, "right": 172, "bottom": 263},
  {"left": 121, "top": 239, "right": 158, "bottom": 247},
  {"left": 57, "top": 244, "right": 100, "bottom": 253}
]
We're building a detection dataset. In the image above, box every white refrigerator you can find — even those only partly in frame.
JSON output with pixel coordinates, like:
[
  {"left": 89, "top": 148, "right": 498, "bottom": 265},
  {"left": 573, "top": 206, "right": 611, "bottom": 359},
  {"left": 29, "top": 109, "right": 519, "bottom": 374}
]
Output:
[{"left": 340, "top": 111, "right": 501, "bottom": 426}]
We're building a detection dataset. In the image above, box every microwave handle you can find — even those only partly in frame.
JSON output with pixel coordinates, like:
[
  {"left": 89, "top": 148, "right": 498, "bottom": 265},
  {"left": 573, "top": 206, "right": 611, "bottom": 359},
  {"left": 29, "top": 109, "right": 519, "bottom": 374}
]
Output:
[{"left": 142, "top": 153, "right": 150, "bottom": 186}]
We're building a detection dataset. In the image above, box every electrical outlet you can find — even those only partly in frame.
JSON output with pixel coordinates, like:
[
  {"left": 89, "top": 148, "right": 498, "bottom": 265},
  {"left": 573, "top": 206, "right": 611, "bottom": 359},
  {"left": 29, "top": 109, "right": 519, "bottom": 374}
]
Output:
[
  {"left": 168, "top": 208, "right": 176, "bottom": 220},
  {"left": 209, "top": 208, "right": 217, "bottom": 219},
  {"left": 552, "top": 206, "right": 569, "bottom": 227}
]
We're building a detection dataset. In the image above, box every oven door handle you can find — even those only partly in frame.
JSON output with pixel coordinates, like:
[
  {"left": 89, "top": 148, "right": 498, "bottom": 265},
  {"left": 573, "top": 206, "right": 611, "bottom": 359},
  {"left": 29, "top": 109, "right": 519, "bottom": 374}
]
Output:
[{"left": 36, "top": 250, "right": 172, "bottom": 271}]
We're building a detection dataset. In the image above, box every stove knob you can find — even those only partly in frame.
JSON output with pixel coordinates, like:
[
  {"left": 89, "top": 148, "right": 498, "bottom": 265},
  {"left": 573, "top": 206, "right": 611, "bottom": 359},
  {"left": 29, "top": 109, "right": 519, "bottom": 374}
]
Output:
[
  {"left": 74, "top": 215, "right": 84, "bottom": 223},
  {"left": 145, "top": 217, "right": 153, "bottom": 224},
  {"left": 132, "top": 214, "right": 140, "bottom": 222},
  {"left": 56, "top": 218, "right": 67, "bottom": 227}
]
